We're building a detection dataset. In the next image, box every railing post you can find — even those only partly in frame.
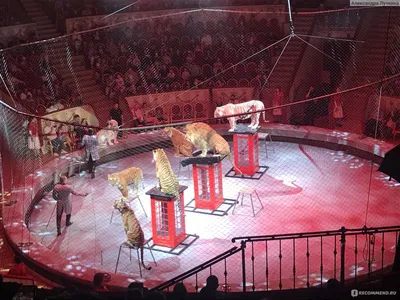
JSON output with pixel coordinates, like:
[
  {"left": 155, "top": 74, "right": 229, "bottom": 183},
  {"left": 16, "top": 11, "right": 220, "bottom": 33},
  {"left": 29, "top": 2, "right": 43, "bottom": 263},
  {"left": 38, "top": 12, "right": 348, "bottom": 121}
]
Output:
[
  {"left": 0, "top": 152, "right": 4, "bottom": 202},
  {"left": 340, "top": 226, "right": 346, "bottom": 285},
  {"left": 241, "top": 240, "right": 246, "bottom": 292}
]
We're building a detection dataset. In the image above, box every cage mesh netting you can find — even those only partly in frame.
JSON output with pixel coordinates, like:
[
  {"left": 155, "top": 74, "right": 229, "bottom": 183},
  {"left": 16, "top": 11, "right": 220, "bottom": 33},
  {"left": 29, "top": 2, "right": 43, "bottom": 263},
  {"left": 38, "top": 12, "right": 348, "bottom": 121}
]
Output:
[{"left": 1, "top": 4, "right": 400, "bottom": 292}]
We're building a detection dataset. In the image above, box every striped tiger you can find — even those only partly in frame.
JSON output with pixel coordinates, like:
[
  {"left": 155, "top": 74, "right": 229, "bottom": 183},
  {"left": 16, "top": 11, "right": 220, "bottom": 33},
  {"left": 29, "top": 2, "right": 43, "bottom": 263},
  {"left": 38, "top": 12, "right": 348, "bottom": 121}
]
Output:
[
  {"left": 113, "top": 198, "right": 151, "bottom": 271},
  {"left": 152, "top": 148, "right": 182, "bottom": 212},
  {"left": 108, "top": 167, "right": 143, "bottom": 198}
]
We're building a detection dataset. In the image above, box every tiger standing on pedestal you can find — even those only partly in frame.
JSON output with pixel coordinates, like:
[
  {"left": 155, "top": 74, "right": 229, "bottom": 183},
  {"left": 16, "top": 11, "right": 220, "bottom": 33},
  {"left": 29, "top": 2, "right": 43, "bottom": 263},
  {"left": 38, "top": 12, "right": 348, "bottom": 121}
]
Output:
[
  {"left": 214, "top": 100, "right": 267, "bottom": 132},
  {"left": 185, "top": 122, "right": 243, "bottom": 174},
  {"left": 152, "top": 149, "right": 182, "bottom": 213},
  {"left": 164, "top": 127, "right": 194, "bottom": 157},
  {"left": 108, "top": 167, "right": 143, "bottom": 198},
  {"left": 113, "top": 199, "right": 151, "bottom": 271}
]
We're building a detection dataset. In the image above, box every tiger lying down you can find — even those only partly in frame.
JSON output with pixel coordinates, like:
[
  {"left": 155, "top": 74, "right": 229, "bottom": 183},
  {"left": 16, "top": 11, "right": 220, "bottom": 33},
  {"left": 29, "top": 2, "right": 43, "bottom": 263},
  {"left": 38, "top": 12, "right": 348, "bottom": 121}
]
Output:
[
  {"left": 113, "top": 198, "right": 152, "bottom": 271},
  {"left": 185, "top": 122, "right": 243, "bottom": 174}
]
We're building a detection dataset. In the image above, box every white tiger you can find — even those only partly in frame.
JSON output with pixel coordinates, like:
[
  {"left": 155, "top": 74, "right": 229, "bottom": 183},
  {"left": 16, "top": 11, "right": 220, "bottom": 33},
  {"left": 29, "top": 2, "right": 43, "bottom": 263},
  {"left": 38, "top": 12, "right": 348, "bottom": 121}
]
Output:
[
  {"left": 97, "top": 119, "right": 119, "bottom": 146},
  {"left": 214, "top": 100, "right": 266, "bottom": 132}
]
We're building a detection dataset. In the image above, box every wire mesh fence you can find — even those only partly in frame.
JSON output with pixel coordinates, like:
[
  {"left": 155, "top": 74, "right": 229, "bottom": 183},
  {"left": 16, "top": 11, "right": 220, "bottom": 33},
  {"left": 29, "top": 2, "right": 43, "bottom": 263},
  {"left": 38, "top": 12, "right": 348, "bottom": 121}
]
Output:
[{"left": 0, "top": 4, "right": 400, "bottom": 291}]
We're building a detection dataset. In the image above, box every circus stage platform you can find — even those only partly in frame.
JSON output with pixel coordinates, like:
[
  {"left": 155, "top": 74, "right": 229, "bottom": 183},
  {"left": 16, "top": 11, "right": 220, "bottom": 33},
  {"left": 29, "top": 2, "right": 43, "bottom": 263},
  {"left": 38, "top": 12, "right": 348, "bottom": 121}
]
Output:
[{"left": 3, "top": 124, "right": 400, "bottom": 292}]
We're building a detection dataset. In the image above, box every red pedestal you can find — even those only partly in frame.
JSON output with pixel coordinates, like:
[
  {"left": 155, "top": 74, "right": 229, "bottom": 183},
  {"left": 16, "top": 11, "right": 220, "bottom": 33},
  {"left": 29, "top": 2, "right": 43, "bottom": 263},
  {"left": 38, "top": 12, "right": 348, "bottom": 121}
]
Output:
[
  {"left": 233, "top": 132, "right": 259, "bottom": 176},
  {"left": 146, "top": 186, "right": 187, "bottom": 248},
  {"left": 192, "top": 162, "right": 223, "bottom": 210}
]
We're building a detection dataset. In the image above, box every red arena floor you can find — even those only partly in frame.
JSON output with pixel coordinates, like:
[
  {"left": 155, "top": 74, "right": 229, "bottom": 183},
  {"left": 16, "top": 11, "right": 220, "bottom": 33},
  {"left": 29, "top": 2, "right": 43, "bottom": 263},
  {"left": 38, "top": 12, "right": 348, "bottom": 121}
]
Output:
[{"left": 25, "top": 128, "right": 400, "bottom": 291}]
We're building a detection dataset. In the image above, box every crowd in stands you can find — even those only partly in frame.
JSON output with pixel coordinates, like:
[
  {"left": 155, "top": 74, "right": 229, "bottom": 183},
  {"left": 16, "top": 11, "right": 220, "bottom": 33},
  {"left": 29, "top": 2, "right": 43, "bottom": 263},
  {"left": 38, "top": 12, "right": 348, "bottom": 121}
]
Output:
[
  {"left": 383, "top": 34, "right": 400, "bottom": 97},
  {"left": 0, "top": 1, "right": 31, "bottom": 28},
  {"left": 77, "top": 13, "right": 283, "bottom": 103},
  {"left": 56, "top": 0, "right": 285, "bottom": 23},
  {"left": 0, "top": 266, "right": 356, "bottom": 300},
  {"left": 2, "top": 50, "right": 82, "bottom": 113},
  {"left": 0, "top": 269, "right": 225, "bottom": 300}
]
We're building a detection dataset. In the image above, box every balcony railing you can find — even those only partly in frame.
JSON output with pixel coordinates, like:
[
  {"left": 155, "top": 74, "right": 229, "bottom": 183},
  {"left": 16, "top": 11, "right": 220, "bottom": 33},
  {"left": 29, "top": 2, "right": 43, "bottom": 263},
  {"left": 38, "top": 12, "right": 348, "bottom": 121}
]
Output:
[{"left": 152, "top": 225, "right": 400, "bottom": 293}]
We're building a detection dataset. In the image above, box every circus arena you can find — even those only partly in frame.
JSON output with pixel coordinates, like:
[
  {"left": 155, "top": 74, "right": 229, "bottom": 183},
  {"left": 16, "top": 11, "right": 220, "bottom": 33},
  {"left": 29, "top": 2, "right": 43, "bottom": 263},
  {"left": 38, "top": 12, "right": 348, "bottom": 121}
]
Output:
[{"left": 0, "top": 1, "right": 400, "bottom": 299}]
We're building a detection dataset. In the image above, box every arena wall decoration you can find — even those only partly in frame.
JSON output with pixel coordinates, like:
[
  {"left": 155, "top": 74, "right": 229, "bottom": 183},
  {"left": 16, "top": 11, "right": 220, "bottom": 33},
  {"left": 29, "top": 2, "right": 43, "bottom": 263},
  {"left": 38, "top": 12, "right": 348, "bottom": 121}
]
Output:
[
  {"left": 212, "top": 87, "right": 256, "bottom": 106},
  {"left": 126, "top": 87, "right": 254, "bottom": 124}
]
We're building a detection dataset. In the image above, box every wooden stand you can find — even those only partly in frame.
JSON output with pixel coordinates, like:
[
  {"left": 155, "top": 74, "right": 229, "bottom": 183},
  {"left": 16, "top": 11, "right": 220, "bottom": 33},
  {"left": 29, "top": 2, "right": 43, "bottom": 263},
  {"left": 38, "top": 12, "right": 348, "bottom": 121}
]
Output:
[
  {"left": 146, "top": 185, "right": 187, "bottom": 248},
  {"left": 192, "top": 161, "right": 224, "bottom": 210},
  {"left": 233, "top": 126, "right": 260, "bottom": 176}
]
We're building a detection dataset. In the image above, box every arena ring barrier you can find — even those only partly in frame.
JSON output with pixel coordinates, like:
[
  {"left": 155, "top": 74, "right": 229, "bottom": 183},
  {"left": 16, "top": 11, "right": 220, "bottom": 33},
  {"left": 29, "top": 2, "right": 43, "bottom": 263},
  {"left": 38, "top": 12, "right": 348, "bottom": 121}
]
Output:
[{"left": 3, "top": 122, "right": 395, "bottom": 290}]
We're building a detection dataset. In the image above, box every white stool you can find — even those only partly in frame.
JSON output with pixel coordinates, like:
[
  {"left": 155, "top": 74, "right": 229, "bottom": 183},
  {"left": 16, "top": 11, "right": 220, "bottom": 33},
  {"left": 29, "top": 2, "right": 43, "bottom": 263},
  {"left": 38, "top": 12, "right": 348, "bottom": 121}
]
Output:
[
  {"left": 115, "top": 242, "right": 157, "bottom": 277},
  {"left": 258, "top": 132, "right": 275, "bottom": 158},
  {"left": 232, "top": 187, "right": 263, "bottom": 217}
]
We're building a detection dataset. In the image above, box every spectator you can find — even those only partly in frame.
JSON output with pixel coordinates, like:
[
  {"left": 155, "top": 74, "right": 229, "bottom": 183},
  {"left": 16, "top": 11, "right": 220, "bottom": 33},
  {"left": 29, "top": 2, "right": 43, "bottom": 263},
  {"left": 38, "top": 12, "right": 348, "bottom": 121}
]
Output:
[
  {"left": 59, "top": 124, "right": 73, "bottom": 152},
  {"left": 125, "top": 68, "right": 139, "bottom": 91},
  {"left": 304, "top": 86, "right": 316, "bottom": 125},
  {"left": 8, "top": 257, "right": 27, "bottom": 276},
  {"left": 383, "top": 101, "right": 399, "bottom": 138},
  {"left": 72, "top": 114, "right": 84, "bottom": 142},
  {"left": 193, "top": 77, "right": 202, "bottom": 87},
  {"left": 166, "top": 69, "right": 176, "bottom": 83},
  {"left": 364, "top": 92, "right": 384, "bottom": 137},
  {"left": 181, "top": 67, "right": 191, "bottom": 81},
  {"left": 162, "top": 52, "right": 172, "bottom": 66},
  {"left": 81, "top": 128, "right": 100, "bottom": 178},
  {"left": 332, "top": 87, "right": 344, "bottom": 127},
  {"left": 131, "top": 103, "right": 147, "bottom": 127},
  {"left": 110, "top": 102, "right": 124, "bottom": 138},
  {"left": 0, "top": 273, "right": 21, "bottom": 300},
  {"left": 126, "top": 288, "right": 144, "bottom": 300},
  {"left": 215, "top": 79, "right": 225, "bottom": 88},
  {"left": 213, "top": 57, "right": 223, "bottom": 75},
  {"left": 173, "top": 282, "right": 187, "bottom": 300},
  {"left": 72, "top": 30, "right": 83, "bottom": 54},
  {"left": 93, "top": 273, "right": 108, "bottom": 292},
  {"left": 127, "top": 282, "right": 147, "bottom": 299},
  {"left": 51, "top": 131, "right": 67, "bottom": 156},
  {"left": 128, "top": 52, "right": 141, "bottom": 68},
  {"left": 272, "top": 86, "right": 284, "bottom": 123},
  {"left": 144, "top": 290, "right": 166, "bottom": 300},
  {"left": 199, "top": 275, "right": 220, "bottom": 300},
  {"left": 114, "top": 73, "right": 126, "bottom": 93},
  {"left": 258, "top": 59, "right": 269, "bottom": 75},
  {"left": 27, "top": 117, "right": 41, "bottom": 157},
  {"left": 201, "top": 33, "right": 212, "bottom": 50},
  {"left": 19, "top": 88, "right": 33, "bottom": 103}
]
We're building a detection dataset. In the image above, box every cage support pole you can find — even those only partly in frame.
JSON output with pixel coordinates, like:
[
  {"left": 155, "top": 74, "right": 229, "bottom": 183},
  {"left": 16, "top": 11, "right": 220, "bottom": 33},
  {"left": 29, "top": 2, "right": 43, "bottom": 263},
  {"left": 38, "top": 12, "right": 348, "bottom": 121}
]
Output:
[
  {"left": 0, "top": 152, "right": 4, "bottom": 202},
  {"left": 287, "top": 0, "right": 295, "bottom": 35}
]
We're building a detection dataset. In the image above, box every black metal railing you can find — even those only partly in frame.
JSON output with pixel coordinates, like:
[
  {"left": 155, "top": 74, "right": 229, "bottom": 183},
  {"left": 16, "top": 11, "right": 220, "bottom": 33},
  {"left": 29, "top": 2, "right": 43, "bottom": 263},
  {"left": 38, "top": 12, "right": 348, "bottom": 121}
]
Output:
[
  {"left": 233, "top": 225, "right": 400, "bottom": 291},
  {"left": 153, "top": 225, "right": 400, "bottom": 293},
  {"left": 152, "top": 245, "right": 244, "bottom": 292}
]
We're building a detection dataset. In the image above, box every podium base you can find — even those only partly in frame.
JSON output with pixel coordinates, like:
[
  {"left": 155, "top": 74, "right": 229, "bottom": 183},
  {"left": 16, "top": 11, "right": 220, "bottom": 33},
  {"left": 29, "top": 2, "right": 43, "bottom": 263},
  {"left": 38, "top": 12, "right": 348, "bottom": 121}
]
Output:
[
  {"left": 143, "top": 234, "right": 199, "bottom": 256},
  {"left": 225, "top": 166, "right": 269, "bottom": 180},
  {"left": 185, "top": 198, "right": 238, "bottom": 216}
]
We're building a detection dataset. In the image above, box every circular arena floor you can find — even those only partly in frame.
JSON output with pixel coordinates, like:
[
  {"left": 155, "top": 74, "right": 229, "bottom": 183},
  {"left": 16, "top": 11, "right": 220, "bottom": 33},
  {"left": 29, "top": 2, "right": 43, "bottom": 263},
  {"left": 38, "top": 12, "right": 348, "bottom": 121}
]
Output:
[{"left": 28, "top": 141, "right": 400, "bottom": 291}]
